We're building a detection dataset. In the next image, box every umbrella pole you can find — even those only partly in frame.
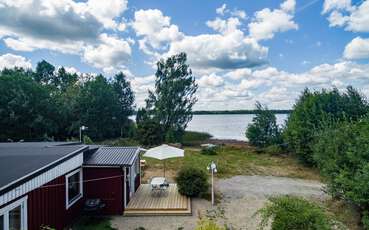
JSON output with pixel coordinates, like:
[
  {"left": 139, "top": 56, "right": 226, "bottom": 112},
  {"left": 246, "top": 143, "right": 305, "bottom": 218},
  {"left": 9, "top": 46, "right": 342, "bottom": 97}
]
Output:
[{"left": 164, "top": 160, "right": 166, "bottom": 177}]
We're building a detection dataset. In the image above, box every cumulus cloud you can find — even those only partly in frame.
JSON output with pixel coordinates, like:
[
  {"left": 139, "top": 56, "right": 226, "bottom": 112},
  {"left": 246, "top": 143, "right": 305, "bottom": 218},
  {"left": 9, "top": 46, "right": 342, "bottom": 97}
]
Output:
[
  {"left": 0, "top": 0, "right": 131, "bottom": 73},
  {"left": 132, "top": 8, "right": 268, "bottom": 72},
  {"left": 132, "top": 9, "right": 183, "bottom": 54},
  {"left": 192, "top": 61, "right": 369, "bottom": 110},
  {"left": 83, "top": 33, "right": 131, "bottom": 73},
  {"left": 0, "top": 53, "right": 32, "bottom": 70},
  {"left": 322, "top": 0, "right": 369, "bottom": 32},
  {"left": 344, "top": 37, "right": 369, "bottom": 59},
  {"left": 198, "top": 74, "right": 224, "bottom": 87},
  {"left": 248, "top": 0, "right": 298, "bottom": 40}
]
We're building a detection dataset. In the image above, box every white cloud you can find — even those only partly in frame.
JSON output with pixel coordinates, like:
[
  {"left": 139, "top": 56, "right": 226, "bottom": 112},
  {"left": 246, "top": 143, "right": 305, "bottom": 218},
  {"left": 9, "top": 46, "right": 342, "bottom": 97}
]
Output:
[
  {"left": 323, "top": 0, "right": 369, "bottom": 32},
  {"left": 0, "top": 53, "right": 32, "bottom": 70},
  {"left": 132, "top": 9, "right": 183, "bottom": 54},
  {"left": 83, "top": 33, "right": 131, "bottom": 73},
  {"left": 322, "top": 0, "right": 352, "bottom": 14},
  {"left": 0, "top": 0, "right": 131, "bottom": 73},
  {"left": 344, "top": 37, "right": 369, "bottom": 59},
  {"left": 248, "top": 0, "right": 298, "bottom": 40},
  {"left": 132, "top": 9, "right": 268, "bottom": 72},
  {"left": 198, "top": 74, "right": 224, "bottom": 87},
  {"left": 216, "top": 4, "right": 227, "bottom": 15}
]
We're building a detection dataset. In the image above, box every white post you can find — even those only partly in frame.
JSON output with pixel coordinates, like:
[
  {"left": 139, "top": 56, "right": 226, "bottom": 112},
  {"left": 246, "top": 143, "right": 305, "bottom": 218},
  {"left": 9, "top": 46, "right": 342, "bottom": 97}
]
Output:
[
  {"left": 207, "top": 161, "right": 217, "bottom": 206},
  {"left": 211, "top": 166, "right": 214, "bottom": 206},
  {"left": 79, "top": 126, "right": 82, "bottom": 143}
]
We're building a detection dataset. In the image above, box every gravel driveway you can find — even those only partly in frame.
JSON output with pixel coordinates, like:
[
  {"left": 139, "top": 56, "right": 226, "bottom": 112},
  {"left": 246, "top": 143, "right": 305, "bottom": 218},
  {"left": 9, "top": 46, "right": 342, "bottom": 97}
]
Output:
[{"left": 111, "top": 176, "right": 327, "bottom": 230}]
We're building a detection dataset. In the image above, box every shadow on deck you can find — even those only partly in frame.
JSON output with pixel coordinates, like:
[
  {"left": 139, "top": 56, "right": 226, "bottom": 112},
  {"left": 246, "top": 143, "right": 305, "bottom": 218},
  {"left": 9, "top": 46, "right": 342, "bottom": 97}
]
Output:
[{"left": 124, "top": 184, "right": 191, "bottom": 216}]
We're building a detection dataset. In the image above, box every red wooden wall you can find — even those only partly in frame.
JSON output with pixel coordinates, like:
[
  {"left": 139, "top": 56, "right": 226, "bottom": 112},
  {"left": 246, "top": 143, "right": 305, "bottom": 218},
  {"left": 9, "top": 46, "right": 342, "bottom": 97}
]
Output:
[
  {"left": 83, "top": 167, "right": 124, "bottom": 215},
  {"left": 27, "top": 169, "right": 84, "bottom": 230}
]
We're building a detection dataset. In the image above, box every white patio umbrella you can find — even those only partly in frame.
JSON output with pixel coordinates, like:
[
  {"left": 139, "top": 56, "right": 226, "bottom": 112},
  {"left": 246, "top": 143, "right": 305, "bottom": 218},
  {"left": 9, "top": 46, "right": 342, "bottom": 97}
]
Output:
[{"left": 143, "top": 144, "right": 184, "bottom": 177}]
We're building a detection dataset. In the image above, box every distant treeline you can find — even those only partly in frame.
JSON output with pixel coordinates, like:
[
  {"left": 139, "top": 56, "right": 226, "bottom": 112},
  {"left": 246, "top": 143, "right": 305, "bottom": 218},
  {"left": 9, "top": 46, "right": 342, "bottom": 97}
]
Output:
[{"left": 192, "top": 110, "right": 292, "bottom": 115}]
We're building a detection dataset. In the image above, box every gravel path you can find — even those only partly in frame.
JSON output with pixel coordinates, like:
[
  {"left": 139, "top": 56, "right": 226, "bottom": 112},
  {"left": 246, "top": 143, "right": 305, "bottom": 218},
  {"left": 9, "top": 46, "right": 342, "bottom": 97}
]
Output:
[{"left": 111, "top": 176, "right": 327, "bottom": 230}]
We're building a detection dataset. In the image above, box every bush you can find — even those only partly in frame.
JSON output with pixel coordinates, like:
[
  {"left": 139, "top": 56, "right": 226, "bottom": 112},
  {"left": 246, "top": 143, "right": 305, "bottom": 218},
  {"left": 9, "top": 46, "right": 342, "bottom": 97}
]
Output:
[
  {"left": 284, "top": 87, "right": 368, "bottom": 166},
  {"left": 83, "top": 135, "right": 93, "bottom": 144},
  {"left": 201, "top": 146, "right": 218, "bottom": 155},
  {"left": 313, "top": 117, "right": 369, "bottom": 227},
  {"left": 176, "top": 166, "right": 209, "bottom": 197},
  {"left": 246, "top": 102, "right": 282, "bottom": 148},
  {"left": 256, "top": 196, "right": 333, "bottom": 230},
  {"left": 263, "top": 144, "right": 283, "bottom": 155},
  {"left": 195, "top": 219, "right": 225, "bottom": 230}
]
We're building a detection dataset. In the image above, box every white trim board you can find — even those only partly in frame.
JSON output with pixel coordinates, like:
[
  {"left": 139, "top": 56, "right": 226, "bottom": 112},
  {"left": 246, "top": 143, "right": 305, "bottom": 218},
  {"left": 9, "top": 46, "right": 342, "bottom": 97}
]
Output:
[
  {"left": 0, "top": 153, "right": 84, "bottom": 207},
  {"left": 65, "top": 168, "right": 83, "bottom": 210}
]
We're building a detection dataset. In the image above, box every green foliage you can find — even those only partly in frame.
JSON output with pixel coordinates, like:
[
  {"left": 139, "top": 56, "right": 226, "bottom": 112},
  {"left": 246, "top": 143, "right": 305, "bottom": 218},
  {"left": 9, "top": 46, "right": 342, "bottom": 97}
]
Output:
[
  {"left": 246, "top": 102, "right": 282, "bottom": 148},
  {"left": 0, "top": 61, "right": 135, "bottom": 141},
  {"left": 182, "top": 131, "right": 212, "bottom": 146},
  {"left": 257, "top": 196, "right": 334, "bottom": 230},
  {"left": 201, "top": 146, "right": 218, "bottom": 155},
  {"left": 313, "top": 117, "right": 369, "bottom": 227},
  {"left": 83, "top": 135, "right": 93, "bottom": 144},
  {"left": 176, "top": 166, "right": 209, "bottom": 197},
  {"left": 0, "top": 68, "right": 58, "bottom": 141},
  {"left": 136, "top": 109, "right": 164, "bottom": 146},
  {"left": 263, "top": 144, "right": 283, "bottom": 155},
  {"left": 284, "top": 87, "right": 368, "bottom": 166},
  {"left": 195, "top": 219, "right": 225, "bottom": 230},
  {"left": 143, "top": 52, "right": 198, "bottom": 142}
]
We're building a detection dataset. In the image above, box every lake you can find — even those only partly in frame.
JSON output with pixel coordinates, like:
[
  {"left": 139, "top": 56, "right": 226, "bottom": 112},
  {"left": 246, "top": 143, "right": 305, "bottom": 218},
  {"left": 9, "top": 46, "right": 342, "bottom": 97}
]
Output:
[{"left": 187, "top": 114, "right": 289, "bottom": 141}]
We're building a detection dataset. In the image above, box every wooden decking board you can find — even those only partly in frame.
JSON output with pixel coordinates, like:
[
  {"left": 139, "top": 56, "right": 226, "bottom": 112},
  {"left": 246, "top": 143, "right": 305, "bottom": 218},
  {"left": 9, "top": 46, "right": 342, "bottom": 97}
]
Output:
[{"left": 124, "top": 184, "right": 191, "bottom": 216}]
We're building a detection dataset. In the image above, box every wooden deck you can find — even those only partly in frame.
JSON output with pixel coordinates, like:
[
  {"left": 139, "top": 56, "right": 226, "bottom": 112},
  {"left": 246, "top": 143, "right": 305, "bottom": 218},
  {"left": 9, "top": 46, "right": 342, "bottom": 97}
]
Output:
[{"left": 124, "top": 184, "right": 191, "bottom": 216}]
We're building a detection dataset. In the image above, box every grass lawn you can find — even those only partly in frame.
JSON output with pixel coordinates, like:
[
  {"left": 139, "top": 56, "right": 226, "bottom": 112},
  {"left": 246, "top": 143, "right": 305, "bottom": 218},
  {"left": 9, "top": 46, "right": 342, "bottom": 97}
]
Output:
[{"left": 142, "top": 144, "right": 320, "bottom": 181}]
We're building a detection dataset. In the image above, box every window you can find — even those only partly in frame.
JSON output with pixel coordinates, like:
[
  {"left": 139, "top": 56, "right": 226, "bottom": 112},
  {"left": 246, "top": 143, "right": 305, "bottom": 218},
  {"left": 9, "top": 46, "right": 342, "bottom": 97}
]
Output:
[
  {"left": 8, "top": 206, "right": 21, "bottom": 230},
  {"left": 0, "top": 196, "right": 27, "bottom": 230},
  {"left": 65, "top": 168, "right": 83, "bottom": 209}
]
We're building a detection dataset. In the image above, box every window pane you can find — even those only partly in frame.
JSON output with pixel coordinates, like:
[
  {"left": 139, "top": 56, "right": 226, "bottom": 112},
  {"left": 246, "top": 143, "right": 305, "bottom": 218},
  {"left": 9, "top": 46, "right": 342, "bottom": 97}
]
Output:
[
  {"left": 9, "top": 206, "right": 21, "bottom": 230},
  {"left": 0, "top": 215, "right": 3, "bottom": 230},
  {"left": 68, "top": 172, "right": 81, "bottom": 203}
]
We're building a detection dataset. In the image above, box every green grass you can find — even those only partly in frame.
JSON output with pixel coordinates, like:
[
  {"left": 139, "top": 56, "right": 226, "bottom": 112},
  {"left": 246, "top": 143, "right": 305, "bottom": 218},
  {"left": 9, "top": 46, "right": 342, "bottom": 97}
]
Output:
[
  {"left": 143, "top": 145, "right": 320, "bottom": 180},
  {"left": 72, "top": 217, "right": 116, "bottom": 230}
]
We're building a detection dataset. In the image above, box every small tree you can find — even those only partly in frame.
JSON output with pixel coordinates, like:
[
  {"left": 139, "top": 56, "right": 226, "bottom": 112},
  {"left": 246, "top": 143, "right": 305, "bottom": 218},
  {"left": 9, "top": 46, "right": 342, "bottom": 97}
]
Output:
[
  {"left": 144, "top": 52, "right": 198, "bottom": 142},
  {"left": 246, "top": 102, "right": 281, "bottom": 148}
]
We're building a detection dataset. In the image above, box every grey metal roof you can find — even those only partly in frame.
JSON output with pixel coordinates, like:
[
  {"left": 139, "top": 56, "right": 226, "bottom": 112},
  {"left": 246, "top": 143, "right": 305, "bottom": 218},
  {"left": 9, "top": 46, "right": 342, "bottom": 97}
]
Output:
[
  {"left": 84, "top": 147, "right": 140, "bottom": 166},
  {"left": 0, "top": 142, "right": 86, "bottom": 191}
]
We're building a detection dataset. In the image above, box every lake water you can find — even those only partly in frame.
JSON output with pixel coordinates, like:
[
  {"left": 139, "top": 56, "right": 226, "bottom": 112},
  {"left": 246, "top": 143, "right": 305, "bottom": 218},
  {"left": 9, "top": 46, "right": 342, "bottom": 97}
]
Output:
[{"left": 187, "top": 114, "right": 289, "bottom": 141}]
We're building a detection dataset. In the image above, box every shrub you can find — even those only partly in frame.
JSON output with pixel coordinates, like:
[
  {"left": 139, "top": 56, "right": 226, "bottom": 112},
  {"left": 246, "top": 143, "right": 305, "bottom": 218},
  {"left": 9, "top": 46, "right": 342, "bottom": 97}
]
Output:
[
  {"left": 83, "top": 135, "right": 93, "bottom": 144},
  {"left": 284, "top": 87, "right": 368, "bottom": 166},
  {"left": 195, "top": 219, "right": 225, "bottom": 230},
  {"left": 201, "top": 145, "right": 218, "bottom": 155},
  {"left": 176, "top": 166, "right": 209, "bottom": 197},
  {"left": 313, "top": 117, "right": 369, "bottom": 227},
  {"left": 263, "top": 144, "right": 283, "bottom": 155},
  {"left": 256, "top": 196, "right": 333, "bottom": 230},
  {"left": 246, "top": 102, "right": 282, "bottom": 148}
]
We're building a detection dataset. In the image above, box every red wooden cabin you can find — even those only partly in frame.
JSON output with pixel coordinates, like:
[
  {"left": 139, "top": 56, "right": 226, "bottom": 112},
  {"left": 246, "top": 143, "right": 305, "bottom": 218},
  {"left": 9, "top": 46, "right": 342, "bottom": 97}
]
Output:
[{"left": 0, "top": 142, "right": 141, "bottom": 230}]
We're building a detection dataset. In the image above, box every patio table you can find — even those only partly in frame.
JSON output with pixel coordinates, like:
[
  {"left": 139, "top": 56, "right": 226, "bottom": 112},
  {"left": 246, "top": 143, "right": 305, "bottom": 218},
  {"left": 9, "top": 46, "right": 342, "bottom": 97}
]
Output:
[{"left": 150, "top": 177, "right": 169, "bottom": 195}]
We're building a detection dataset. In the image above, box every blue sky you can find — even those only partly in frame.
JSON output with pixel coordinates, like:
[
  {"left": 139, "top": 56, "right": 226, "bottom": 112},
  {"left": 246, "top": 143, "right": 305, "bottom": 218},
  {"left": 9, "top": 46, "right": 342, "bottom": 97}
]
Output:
[{"left": 0, "top": 0, "right": 369, "bottom": 110}]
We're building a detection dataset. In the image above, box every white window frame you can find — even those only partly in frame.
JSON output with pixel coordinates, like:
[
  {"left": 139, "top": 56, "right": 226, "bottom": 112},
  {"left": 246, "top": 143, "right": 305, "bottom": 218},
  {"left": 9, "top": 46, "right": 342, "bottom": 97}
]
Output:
[
  {"left": 65, "top": 168, "right": 83, "bottom": 210},
  {"left": 0, "top": 196, "right": 28, "bottom": 230}
]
